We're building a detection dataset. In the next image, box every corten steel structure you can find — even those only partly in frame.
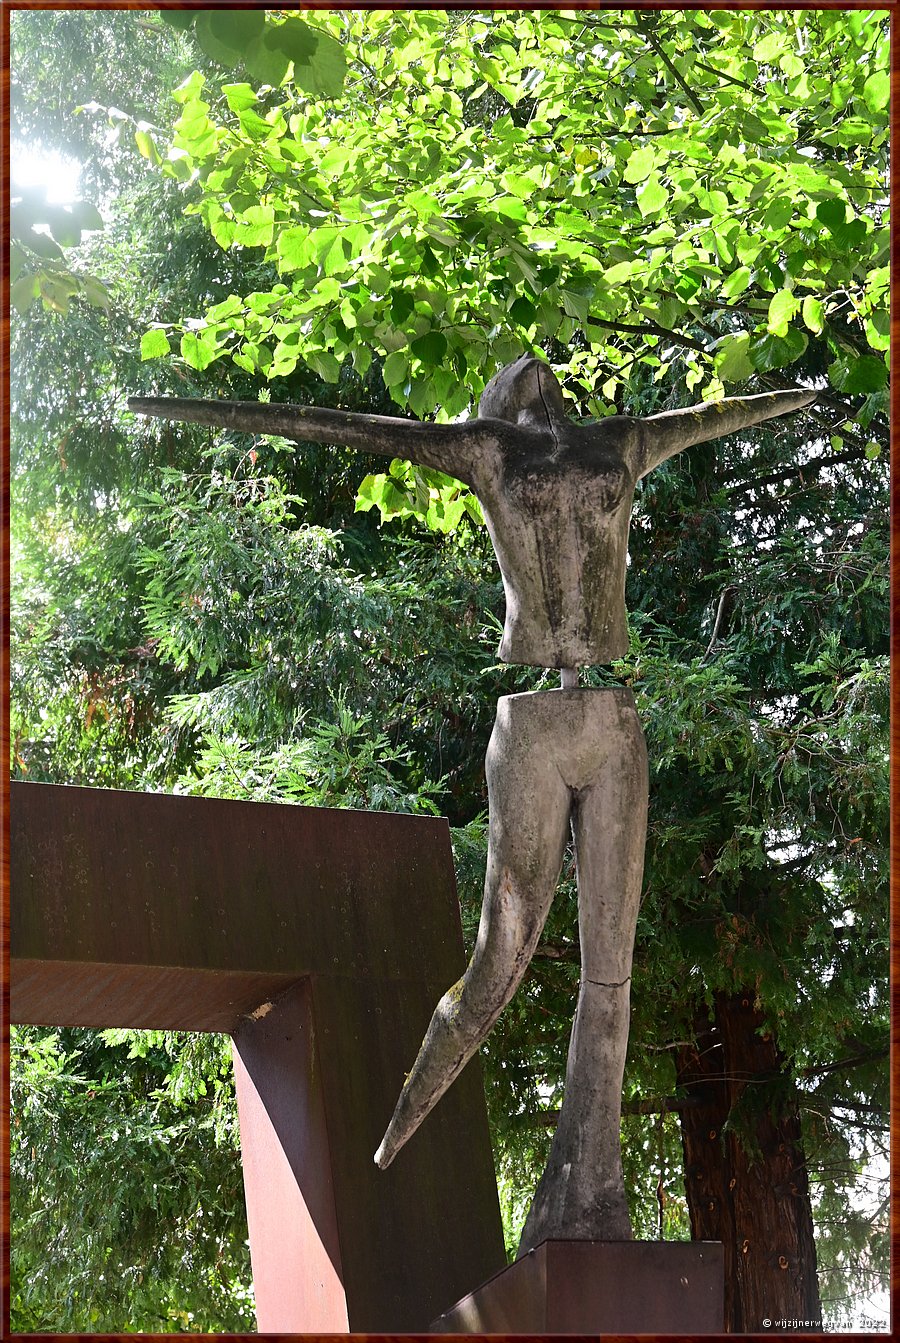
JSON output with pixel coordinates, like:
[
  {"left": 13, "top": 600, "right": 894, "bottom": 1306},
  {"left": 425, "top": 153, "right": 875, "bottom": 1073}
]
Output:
[
  {"left": 432, "top": 1239, "right": 724, "bottom": 1334},
  {"left": 9, "top": 780, "right": 507, "bottom": 1332}
]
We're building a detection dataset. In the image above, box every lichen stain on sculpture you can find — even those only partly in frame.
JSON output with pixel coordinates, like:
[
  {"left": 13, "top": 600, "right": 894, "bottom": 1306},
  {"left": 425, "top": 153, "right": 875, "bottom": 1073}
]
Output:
[{"left": 129, "top": 354, "right": 815, "bottom": 1256}]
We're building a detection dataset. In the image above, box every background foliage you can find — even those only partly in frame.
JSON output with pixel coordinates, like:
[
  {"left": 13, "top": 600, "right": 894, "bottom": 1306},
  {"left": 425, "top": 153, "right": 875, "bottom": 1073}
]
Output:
[{"left": 10, "top": 7, "right": 888, "bottom": 1332}]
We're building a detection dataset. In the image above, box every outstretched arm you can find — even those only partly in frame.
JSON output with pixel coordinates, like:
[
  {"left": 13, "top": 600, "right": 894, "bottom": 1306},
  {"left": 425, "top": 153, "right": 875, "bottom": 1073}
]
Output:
[
  {"left": 127, "top": 395, "right": 495, "bottom": 484},
  {"left": 637, "top": 388, "right": 816, "bottom": 478}
]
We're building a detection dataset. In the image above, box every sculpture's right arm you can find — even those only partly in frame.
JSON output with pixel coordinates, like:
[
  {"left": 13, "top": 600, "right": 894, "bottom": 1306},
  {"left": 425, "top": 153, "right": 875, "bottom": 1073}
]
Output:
[{"left": 127, "top": 396, "right": 490, "bottom": 485}]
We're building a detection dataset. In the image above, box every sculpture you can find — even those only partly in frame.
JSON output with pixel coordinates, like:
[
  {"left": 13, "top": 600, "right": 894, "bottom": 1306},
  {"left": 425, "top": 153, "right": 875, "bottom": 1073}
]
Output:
[{"left": 130, "top": 356, "right": 814, "bottom": 1253}]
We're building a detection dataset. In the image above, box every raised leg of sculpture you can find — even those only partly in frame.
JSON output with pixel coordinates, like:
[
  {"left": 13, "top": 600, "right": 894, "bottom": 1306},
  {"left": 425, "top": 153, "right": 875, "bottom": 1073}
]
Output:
[
  {"left": 375, "top": 691, "right": 572, "bottom": 1170},
  {"left": 518, "top": 690, "right": 647, "bottom": 1253}
]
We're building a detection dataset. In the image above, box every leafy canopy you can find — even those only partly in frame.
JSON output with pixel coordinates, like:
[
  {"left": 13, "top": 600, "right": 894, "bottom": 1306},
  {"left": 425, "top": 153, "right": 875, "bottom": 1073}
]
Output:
[{"left": 129, "top": 7, "right": 887, "bottom": 423}]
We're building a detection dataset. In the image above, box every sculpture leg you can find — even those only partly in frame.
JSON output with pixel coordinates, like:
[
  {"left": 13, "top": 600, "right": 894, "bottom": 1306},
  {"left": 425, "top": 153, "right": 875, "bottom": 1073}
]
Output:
[
  {"left": 375, "top": 693, "right": 572, "bottom": 1169},
  {"left": 518, "top": 688, "right": 648, "bottom": 1254}
]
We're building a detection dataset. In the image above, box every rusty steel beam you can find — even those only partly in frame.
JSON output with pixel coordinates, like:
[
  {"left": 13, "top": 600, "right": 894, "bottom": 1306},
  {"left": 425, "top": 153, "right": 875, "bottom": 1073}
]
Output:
[
  {"left": 232, "top": 981, "right": 348, "bottom": 1333},
  {"left": 11, "top": 782, "right": 463, "bottom": 1019},
  {"left": 10, "top": 781, "right": 507, "bottom": 1331}
]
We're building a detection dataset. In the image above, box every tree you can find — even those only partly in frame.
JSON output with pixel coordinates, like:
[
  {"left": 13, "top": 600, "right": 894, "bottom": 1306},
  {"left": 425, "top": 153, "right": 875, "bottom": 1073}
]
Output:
[
  {"left": 10, "top": 1027, "right": 253, "bottom": 1332},
  {"left": 135, "top": 9, "right": 887, "bottom": 419},
  {"left": 9, "top": 7, "right": 888, "bottom": 1332}
]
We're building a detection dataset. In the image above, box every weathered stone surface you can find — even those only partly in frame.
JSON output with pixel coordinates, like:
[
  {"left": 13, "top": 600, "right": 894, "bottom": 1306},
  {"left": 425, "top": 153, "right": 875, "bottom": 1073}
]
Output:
[
  {"left": 129, "top": 360, "right": 814, "bottom": 670},
  {"left": 376, "top": 687, "right": 647, "bottom": 1232},
  {"left": 129, "top": 357, "right": 815, "bottom": 1246}
]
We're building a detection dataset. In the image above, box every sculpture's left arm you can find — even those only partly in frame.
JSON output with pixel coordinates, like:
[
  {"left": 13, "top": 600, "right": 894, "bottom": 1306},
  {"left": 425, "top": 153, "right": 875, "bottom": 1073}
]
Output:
[{"left": 637, "top": 388, "right": 816, "bottom": 479}]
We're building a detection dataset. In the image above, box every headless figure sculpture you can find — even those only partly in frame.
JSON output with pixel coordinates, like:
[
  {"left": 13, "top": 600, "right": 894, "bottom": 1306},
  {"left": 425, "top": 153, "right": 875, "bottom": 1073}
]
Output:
[{"left": 131, "top": 357, "right": 813, "bottom": 1253}]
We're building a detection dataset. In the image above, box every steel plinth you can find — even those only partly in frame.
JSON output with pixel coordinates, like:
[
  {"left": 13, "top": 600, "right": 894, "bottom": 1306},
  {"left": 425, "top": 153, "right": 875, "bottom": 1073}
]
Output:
[{"left": 431, "top": 1239, "right": 725, "bottom": 1335}]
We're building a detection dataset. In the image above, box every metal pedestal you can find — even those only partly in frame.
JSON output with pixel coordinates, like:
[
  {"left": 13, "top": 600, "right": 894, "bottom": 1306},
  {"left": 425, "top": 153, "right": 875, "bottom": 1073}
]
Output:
[{"left": 432, "top": 1239, "right": 725, "bottom": 1334}]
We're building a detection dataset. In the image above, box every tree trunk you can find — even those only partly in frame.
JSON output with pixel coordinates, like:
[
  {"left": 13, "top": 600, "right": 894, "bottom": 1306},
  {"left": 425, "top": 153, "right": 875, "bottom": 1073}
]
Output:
[{"left": 675, "top": 992, "right": 821, "bottom": 1333}]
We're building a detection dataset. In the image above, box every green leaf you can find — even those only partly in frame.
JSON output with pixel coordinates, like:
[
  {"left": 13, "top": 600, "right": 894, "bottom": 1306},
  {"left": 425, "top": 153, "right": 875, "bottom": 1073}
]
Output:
[
  {"left": 408, "top": 376, "right": 436, "bottom": 418},
  {"left": 749, "top": 329, "right": 808, "bottom": 373},
  {"left": 10, "top": 274, "right": 39, "bottom": 314},
  {"left": 815, "top": 200, "right": 846, "bottom": 232},
  {"left": 222, "top": 83, "right": 258, "bottom": 116},
  {"left": 233, "top": 204, "right": 274, "bottom": 248},
  {"left": 409, "top": 331, "right": 448, "bottom": 365},
  {"left": 46, "top": 208, "right": 82, "bottom": 248},
  {"left": 604, "top": 261, "right": 634, "bottom": 285},
  {"left": 623, "top": 147, "right": 657, "bottom": 184},
  {"left": 354, "top": 472, "right": 387, "bottom": 513},
  {"left": 763, "top": 197, "right": 794, "bottom": 232},
  {"left": 272, "top": 18, "right": 346, "bottom": 98},
  {"left": 753, "top": 33, "right": 783, "bottom": 63},
  {"left": 67, "top": 200, "right": 104, "bottom": 232},
  {"left": 382, "top": 350, "right": 408, "bottom": 386},
  {"left": 135, "top": 129, "right": 162, "bottom": 165},
  {"left": 862, "top": 70, "right": 890, "bottom": 113},
  {"left": 801, "top": 295, "right": 825, "bottom": 334},
  {"left": 36, "top": 272, "right": 79, "bottom": 314},
  {"left": 721, "top": 267, "right": 752, "bottom": 300},
  {"left": 172, "top": 69, "right": 205, "bottom": 103},
  {"left": 561, "top": 289, "right": 589, "bottom": 322},
  {"left": 767, "top": 289, "right": 799, "bottom": 337},
  {"left": 493, "top": 195, "right": 527, "bottom": 222},
  {"left": 160, "top": 12, "right": 196, "bottom": 31},
  {"left": 270, "top": 16, "right": 318, "bottom": 62},
  {"left": 244, "top": 33, "right": 291, "bottom": 88},
  {"left": 237, "top": 108, "right": 272, "bottom": 141},
  {"left": 79, "top": 275, "right": 110, "bottom": 310},
  {"left": 208, "top": 8, "right": 265, "bottom": 50},
  {"left": 832, "top": 117, "right": 877, "bottom": 147},
  {"left": 209, "top": 214, "right": 236, "bottom": 249},
  {"left": 21, "top": 230, "right": 64, "bottom": 260},
  {"left": 827, "top": 353, "right": 888, "bottom": 395},
  {"left": 636, "top": 171, "right": 668, "bottom": 217},
  {"left": 141, "top": 329, "right": 172, "bottom": 360},
  {"left": 9, "top": 243, "right": 25, "bottom": 284},
  {"left": 864, "top": 440, "right": 882, "bottom": 459},
  {"left": 206, "top": 294, "right": 243, "bottom": 322},
  {"left": 275, "top": 226, "right": 312, "bottom": 272},
  {"left": 509, "top": 295, "right": 537, "bottom": 326},
  {"left": 714, "top": 332, "right": 755, "bottom": 383},
  {"left": 304, "top": 349, "right": 341, "bottom": 383},
  {"left": 864, "top": 310, "right": 890, "bottom": 352},
  {"left": 192, "top": 12, "right": 243, "bottom": 69},
  {"left": 180, "top": 331, "right": 220, "bottom": 371},
  {"left": 831, "top": 217, "right": 868, "bottom": 252},
  {"left": 390, "top": 291, "right": 416, "bottom": 325}
]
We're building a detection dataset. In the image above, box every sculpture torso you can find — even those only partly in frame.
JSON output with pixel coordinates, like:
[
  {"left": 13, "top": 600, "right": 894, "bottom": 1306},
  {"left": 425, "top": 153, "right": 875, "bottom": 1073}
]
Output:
[
  {"left": 129, "top": 354, "right": 813, "bottom": 674},
  {"left": 470, "top": 419, "right": 641, "bottom": 668}
]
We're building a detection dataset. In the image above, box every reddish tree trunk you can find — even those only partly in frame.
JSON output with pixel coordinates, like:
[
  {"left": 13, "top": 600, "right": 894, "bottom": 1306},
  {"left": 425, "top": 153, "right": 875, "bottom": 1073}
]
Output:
[{"left": 675, "top": 992, "right": 821, "bottom": 1333}]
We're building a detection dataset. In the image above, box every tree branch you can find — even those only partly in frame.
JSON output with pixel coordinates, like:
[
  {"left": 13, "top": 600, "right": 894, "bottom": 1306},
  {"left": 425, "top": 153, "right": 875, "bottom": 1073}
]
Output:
[
  {"left": 799, "top": 1048, "right": 888, "bottom": 1081},
  {"left": 585, "top": 312, "right": 710, "bottom": 354},
  {"left": 634, "top": 12, "right": 705, "bottom": 118},
  {"left": 127, "top": 394, "right": 522, "bottom": 483},
  {"left": 690, "top": 57, "right": 756, "bottom": 93},
  {"left": 519, "top": 1094, "right": 704, "bottom": 1126},
  {"left": 532, "top": 941, "right": 580, "bottom": 963},
  {"left": 727, "top": 446, "right": 874, "bottom": 498}
]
